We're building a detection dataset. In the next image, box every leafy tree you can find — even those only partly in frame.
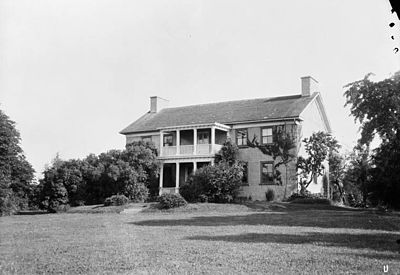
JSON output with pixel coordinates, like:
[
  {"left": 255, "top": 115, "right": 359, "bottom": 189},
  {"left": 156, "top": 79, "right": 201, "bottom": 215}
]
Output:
[
  {"left": 215, "top": 139, "right": 239, "bottom": 166},
  {"left": 181, "top": 162, "right": 244, "bottom": 203},
  {"left": 39, "top": 166, "right": 69, "bottom": 212},
  {"left": 180, "top": 141, "right": 244, "bottom": 203},
  {"left": 37, "top": 141, "right": 159, "bottom": 207},
  {"left": 344, "top": 72, "right": 400, "bottom": 208},
  {"left": 369, "top": 139, "right": 400, "bottom": 208},
  {"left": 344, "top": 72, "right": 400, "bottom": 144},
  {"left": 343, "top": 144, "right": 371, "bottom": 206},
  {"left": 247, "top": 124, "right": 298, "bottom": 197},
  {"left": 329, "top": 151, "right": 347, "bottom": 201},
  {"left": 0, "top": 108, "right": 34, "bottom": 215},
  {"left": 297, "top": 131, "right": 339, "bottom": 195}
]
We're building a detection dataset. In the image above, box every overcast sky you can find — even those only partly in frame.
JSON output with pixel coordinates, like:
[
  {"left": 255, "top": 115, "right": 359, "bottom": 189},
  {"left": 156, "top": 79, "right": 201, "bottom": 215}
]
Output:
[{"left": 1, "top": 0, "right": 399, "bottom": 180}]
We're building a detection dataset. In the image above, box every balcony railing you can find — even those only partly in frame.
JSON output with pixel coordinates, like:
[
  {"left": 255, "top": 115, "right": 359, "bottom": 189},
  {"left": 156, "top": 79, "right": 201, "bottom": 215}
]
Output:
[{"left": 161, "top": 144, "right": 223, "bottom": 157}]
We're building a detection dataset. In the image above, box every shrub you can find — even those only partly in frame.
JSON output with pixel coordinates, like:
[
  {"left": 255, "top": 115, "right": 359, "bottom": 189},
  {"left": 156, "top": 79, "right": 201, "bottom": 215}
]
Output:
[
  {"left": 180, "top": 162, "right": 243, "bottom": 203},
  {"left": 158, "top": 193, "right": 187, "bottom": 209},
  {"left": 125, "top": 182, "right": 149, "bottom": 202},
  {"left": 104, "top": 194, "right": 129, "bottom": 206},
  {"left": 286, "top": 192, "right": 331, "bottom": 204},
  {"left": 179, "top": 179, "right": 205, "bottom": 203},
  {"left": 266, "top": 189, "right": 275, "bottom": 202}
]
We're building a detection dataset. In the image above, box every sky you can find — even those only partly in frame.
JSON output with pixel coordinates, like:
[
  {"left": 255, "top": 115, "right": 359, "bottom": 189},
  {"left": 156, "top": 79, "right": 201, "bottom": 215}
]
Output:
[{"left": 0, "top": 0, "right": 399, "bottom": 180}]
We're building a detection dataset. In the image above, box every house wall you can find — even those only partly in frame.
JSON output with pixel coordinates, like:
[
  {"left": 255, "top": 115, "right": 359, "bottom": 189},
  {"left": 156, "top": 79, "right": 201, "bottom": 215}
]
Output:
[
  {"left": 231, "top": 122, "right": 298, "bottom": 201},
  {"left": 298, "top": 98, "right": 330, "bottom": 194}
]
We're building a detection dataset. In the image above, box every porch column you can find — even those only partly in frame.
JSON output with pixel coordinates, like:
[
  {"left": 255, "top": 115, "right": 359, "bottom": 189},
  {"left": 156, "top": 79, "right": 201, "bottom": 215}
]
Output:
[
  {"left": 193, "top": 128, "right": 197, "bottom": 155},
  {"left": 176, "top": 130, "right": 180, "bottom": 155},
  {"left": 159, "top": 163, "right": 164, "bottom": 196},
  {"left": 211, "top": 126, "right": 216, "bottom": 154},
  {"left": 175, "top": 162, "right": 180, "bottom": 193},
  {"left": 159, "top": 131, "right": 164, "bottom": 157},
  {"left": 193, "top": 161, "right": 197, "bottom": 172}
]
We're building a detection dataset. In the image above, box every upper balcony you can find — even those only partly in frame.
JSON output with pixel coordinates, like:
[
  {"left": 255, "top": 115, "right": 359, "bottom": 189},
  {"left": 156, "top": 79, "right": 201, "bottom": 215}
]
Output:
[{"left": 158, "top": 123, "right": 230, "bottom": 158}]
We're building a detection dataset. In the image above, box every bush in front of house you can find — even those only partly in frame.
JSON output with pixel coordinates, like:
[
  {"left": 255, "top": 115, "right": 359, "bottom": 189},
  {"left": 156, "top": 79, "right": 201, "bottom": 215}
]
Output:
[
  {"left": 158, "top": 193, "right": 187, "bottom": 209},
  {"left": 180, "top": 162, "right": 244, "bottom": 203},
  {"left": 125, "top": 182, "right": 149, "bottom": 202},
  {"left": 104, "top": 194, "right": 129, "bottom": 206},
  {"left": 266, "top": 189, "right": 275, "bottom": 202},
  {"left": 286, "top": 192, "right": 331, "bottom": 205}
]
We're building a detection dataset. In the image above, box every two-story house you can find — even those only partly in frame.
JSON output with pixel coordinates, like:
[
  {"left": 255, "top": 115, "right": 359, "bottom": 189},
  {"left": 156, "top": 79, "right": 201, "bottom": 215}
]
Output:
[{"left": 120, "top": 76, "right": 331, "bottom": 201}]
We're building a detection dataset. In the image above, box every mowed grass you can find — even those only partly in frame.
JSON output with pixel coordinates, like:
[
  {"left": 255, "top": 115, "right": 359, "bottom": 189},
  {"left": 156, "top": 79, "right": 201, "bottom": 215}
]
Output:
[{"left": 1, "top": 203, "right": 400, "bottom": 274}]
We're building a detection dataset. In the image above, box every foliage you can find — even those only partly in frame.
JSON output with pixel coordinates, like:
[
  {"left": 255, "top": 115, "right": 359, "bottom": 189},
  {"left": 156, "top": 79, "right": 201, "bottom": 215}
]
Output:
[
  {"left": 158, "top": 193, "right": 187, "bottom": 209},
  {"left": 214, "top": 139, "right": 239, "bottom": 166},
  {"left": 0, "top": 108, "right": 35, "bottom": 215},
  {"left": 342, "top": 144, "right": 371, "bottom": 205},
  {"left": 344, "top": 72, "right": 400, "bottom": 145},
  {"left": 39, "top": 166, "right": 69, "bottom": 213},
  {"left": 297, "top": 131, "right": 339, "bottom": 195},
  {"left": 286, "top": 191, "right": 331, "bottom": 204},
  {"left": 344, "top": 72, "right": 400, "bottom": 208},
  {"left": 181, "top": 141, "right": 244, "bottom": 203},
  {"left": 369, "top": 139, "right": 400, "bottom": 208},
  {"left": 181, "top": 163, "right": 244, "bottom": 203},
  {"left": 328, "top": 152, "right": 347, "bottom": 201},
  {"left": 36, "top": 141, "right": 158, "bottom": 209},
  {"left": 265, "top": 189, "right": 275, "bottom": 202},
  {"left": 0, "top": 188, "right": 19, "bottom": 216},
  {"left": 104, "top": 194, "right": 129, "bottom": 206},
  {"left": 247, "top": 124, "right": 297, "bottom": 186},
  {"left": 125, "top": 181, "right": 149, "bottom": 202}
]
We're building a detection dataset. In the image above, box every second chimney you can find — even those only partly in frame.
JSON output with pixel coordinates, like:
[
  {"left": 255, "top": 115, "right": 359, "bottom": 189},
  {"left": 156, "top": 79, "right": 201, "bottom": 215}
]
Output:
[
  {"left": 301, "top": 76, "right": 318, "bottom": 97},
  {"left": 150, "top": 96, "right": 169, "bottom": 113}
]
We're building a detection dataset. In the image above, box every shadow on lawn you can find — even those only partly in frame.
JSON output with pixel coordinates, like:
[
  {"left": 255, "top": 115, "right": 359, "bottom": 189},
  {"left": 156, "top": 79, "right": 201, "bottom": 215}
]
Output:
[
  {"left": 186, "top": 232, "right": 400, "bottom": 253},
  {"left": 131, "top": 210, "right": 400, "bottom": 231}
]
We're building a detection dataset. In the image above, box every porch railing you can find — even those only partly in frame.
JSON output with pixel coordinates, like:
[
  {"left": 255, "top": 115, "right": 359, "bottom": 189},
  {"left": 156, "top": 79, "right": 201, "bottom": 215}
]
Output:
[
  {"left": 161, "top": 144, "right": 224, "bottom": 156},
  {"left": 196, "top": 144, "right": 211, "bottom": 155},
  {"left": 180, "top": 145, "right": 194, "bottom": 155},
  {"left": 162, "top": 146, "right": 177, "bottom": 156}
]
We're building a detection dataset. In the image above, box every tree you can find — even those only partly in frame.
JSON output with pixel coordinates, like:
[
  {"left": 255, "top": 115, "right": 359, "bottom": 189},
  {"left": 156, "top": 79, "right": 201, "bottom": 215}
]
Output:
[
  {"left": 247, "top": 124, "right": 298, "bottom": 197},
  {"left": 39, "top": 166, "right": 69, "bottom": 212},
  {"left": 344, "top": 72, "right": 400, "bottom": 208},
  {"left": 329, "top": 151, "right": 347, "bottom": 201},
  {"left": 37, "top": 141, "right": 159, "bottom": 207},
  {"left": 180, "top": 141, "right": 244, "bottom": 203},
  {"left": 297, "top": 131, "right": 339, "bottom": 195},
  {"left": 344, "top": 72, "right": 400, "bottom": 144},
  {"left": 215, "top": 139, "right": 239, "bottom": 166},
  {"left": 0, "top": 108, "right": 34, "bottom": 215},
  {"left": 180, "top": 162, "right": 244, "bottom": 203},
  {"left": 343, "top": 144, "right": 371, "bottom": 206}
]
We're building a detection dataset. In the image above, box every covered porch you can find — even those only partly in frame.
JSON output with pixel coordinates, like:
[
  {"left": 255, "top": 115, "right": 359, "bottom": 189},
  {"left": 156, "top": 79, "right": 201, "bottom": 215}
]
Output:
[
  {"left": 159, "top": 159, "right": 213, "bottom": 195},
  {"left": 158, "top": 122, "right": 230, "bottom": 157}
]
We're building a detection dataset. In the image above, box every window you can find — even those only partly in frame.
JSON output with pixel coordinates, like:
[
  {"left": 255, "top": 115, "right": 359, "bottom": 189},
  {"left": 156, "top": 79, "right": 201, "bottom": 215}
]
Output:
[
  {"left": 198, "top": 131, "right": 210, "bottom": 144},
  {"left": 163, "top": 135, "right": 173, "bottom": 146},
  {"left": 142, "top": 136, "right": 152, "bottom": 143},
  {"left": 241, "top": 162, "right": 248, "bottom": 185},
  {"left": 260, "top": 162, "right": 274, "bottom": 185},
  {"left": 236, "top": 129, "right": 248, "bottom": 146},
  {"left": 261, "top": 127, "right": 273, "bottom": 144}
]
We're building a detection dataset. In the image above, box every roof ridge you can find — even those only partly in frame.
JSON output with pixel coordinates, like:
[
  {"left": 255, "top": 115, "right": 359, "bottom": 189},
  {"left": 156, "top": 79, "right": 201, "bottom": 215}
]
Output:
[{"left": 159, "top": 93, "right": 301, "bottom": 111}]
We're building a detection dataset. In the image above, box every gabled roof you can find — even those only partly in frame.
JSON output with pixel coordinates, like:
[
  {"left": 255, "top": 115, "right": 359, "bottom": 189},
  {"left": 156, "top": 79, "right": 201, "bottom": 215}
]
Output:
[{"left": 120, "top": 93, "right": 322, "bottom": 134}]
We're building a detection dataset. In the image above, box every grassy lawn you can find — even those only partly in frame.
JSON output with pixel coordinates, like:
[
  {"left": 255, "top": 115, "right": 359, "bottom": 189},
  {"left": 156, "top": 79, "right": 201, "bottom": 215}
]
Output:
[{"left": 1, "top": 203, "right": 399, "bottom": 274}]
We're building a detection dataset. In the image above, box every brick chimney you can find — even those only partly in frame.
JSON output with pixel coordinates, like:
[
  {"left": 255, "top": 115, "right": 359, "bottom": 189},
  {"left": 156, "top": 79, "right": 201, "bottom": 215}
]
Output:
[
  {"left": 150, "top": 96, "right": 169, "bottom": 113},
  {"left": 301, "top": 76, "right": 318, "bottom": 97}
]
